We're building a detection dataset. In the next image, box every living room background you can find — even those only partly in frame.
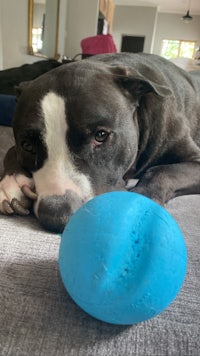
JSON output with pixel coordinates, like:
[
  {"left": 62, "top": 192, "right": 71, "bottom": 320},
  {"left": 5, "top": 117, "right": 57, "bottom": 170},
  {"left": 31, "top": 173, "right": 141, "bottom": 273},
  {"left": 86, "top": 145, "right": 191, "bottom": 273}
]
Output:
[{"left": 0, "top": 0, "right": 200, "bottom": 70}]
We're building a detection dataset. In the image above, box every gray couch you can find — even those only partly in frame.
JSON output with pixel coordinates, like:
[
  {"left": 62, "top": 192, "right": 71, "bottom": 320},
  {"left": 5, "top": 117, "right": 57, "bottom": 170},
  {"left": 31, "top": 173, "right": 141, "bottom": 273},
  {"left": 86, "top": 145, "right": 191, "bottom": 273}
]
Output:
[{"left": 0, "top": 126, "right": 199, "bottom": 356}]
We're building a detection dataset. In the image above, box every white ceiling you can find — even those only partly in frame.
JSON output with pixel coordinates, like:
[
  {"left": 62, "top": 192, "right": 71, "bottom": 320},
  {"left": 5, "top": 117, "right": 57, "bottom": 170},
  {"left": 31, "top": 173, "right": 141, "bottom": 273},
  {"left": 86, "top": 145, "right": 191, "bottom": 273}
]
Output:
[{"left": 113, "top": 0, "right": 200, "bottom": 15}]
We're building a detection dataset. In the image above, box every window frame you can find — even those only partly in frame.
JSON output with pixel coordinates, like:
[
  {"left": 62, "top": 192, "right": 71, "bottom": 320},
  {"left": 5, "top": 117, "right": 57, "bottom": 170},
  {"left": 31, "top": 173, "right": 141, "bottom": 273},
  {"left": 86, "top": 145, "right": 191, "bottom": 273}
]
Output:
[{"left": 160, "top": 39, "right": 197, "bottom": 59}]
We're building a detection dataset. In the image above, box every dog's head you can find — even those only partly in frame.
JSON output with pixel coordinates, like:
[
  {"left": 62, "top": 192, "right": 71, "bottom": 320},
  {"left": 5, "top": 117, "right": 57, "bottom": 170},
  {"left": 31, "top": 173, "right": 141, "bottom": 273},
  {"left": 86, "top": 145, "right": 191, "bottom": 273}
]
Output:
[{"left": 13, "top": 58, "right": 169, "bottom": 232}]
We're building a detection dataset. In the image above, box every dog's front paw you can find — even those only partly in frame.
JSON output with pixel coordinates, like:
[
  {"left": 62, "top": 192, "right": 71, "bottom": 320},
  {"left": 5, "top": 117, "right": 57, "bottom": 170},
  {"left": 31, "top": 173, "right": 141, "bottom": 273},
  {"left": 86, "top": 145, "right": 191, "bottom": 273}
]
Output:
[
  {"left": 0, "top": 174, "right": 37, "bottom": 215},
  {"left": 128, "top": 185, "right": 165, "bottom": 206}
]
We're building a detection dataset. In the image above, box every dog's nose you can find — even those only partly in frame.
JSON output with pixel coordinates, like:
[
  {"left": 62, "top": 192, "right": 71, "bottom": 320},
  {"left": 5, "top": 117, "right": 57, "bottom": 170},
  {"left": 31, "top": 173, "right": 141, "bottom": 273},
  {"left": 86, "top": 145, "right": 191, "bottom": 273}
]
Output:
[{"left": 36, "top": 191, "right": 84, "bottom": 233}]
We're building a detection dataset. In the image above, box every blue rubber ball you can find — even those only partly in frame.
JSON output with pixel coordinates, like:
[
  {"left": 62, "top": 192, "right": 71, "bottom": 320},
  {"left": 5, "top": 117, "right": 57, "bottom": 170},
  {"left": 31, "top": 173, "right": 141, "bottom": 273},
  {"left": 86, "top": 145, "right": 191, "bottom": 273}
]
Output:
[{"left": 59, "top": 192, "right": 187, "bottom": 325}]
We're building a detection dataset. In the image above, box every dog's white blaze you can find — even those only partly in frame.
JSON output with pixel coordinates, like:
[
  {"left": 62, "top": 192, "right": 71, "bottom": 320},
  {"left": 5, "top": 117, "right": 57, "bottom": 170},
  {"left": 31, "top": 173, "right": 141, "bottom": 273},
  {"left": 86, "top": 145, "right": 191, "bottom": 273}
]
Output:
[{"left": 33, "top": 92, "right": 93, "bottom": 215}]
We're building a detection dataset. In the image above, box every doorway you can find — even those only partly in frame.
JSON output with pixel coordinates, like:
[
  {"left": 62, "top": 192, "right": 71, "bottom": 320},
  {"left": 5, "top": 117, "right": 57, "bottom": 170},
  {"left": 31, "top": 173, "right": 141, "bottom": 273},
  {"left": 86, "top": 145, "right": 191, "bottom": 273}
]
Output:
[{"left": 121, "top": 35, "right": 145, "bottom": 53}]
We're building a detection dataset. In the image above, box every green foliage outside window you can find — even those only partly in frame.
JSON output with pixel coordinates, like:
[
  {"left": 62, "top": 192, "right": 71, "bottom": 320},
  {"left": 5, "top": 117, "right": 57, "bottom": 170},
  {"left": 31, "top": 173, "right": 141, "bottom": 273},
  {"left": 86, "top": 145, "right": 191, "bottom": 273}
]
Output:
[{"left": 161, "top": 39, "right": 196, "bottom": 59}]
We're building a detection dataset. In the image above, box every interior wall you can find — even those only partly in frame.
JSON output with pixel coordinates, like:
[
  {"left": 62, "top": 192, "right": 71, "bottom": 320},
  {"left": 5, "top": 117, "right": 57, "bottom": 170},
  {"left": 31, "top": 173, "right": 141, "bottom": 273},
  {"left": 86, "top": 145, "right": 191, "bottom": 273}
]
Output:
[
  {"left": 64, "top": 0, "right": 99, "bottom": 58},
  {"left": 112, "top": 5, "right": 158, "bottom": 53},
  {"left": 43, "top": 0, "right": 58, "bottom": 58},
  {"left": 153, "top": 13, "right": 200, "bottom": 55},
  {"left": 33, "top": 3, "right": 45, "bottom": 28},
  {"left": 1, "top": 0, "right": 37, "bottom": 69},
  {"left": 58, "top": 0, "right": 68, "bottom": 59},
  {"left": 0, "top": 0, "right": 68, "bottom": 69}
]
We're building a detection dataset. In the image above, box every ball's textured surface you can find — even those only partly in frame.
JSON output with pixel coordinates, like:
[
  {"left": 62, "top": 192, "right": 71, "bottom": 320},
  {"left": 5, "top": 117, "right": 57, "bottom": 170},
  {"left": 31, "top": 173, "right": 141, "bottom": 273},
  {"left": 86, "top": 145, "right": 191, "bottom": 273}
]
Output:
[{"left": 59, "top": 192, "right": 187, "bottom": 325}]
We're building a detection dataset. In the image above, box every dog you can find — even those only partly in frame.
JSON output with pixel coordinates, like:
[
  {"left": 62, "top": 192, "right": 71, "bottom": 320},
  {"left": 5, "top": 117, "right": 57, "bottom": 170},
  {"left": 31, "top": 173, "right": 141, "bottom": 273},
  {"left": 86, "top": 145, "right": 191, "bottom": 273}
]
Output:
[
  {"left": 0, "top": 53, "right": 200, "bottom": 232},
  {"left": 0, "top": 59, "right": 62, "bottom": 95}
]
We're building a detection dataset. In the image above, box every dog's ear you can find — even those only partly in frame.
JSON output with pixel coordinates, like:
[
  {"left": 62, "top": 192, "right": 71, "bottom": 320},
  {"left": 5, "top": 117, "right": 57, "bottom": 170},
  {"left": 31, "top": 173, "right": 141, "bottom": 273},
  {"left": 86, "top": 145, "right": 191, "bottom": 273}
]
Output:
[{"left": 109, "top": 66, "right": 172, "bottom": 98}]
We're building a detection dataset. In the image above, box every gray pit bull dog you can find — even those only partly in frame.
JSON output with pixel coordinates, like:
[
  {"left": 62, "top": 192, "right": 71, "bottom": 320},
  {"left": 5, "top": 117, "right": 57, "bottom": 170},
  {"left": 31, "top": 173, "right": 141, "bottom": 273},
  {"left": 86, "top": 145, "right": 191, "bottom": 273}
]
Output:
[{"left": 0, "top": 53, "right": 200, "bottom": 232}]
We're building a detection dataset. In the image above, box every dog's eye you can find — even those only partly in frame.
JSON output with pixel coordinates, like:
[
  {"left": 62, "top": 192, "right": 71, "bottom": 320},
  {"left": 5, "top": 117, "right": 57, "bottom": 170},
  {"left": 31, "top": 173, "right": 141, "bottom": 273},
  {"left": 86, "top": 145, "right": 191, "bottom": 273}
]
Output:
[
  {"left": 21, "top": 141, "right": 34, "bottom": 153},
  {"left": 95, "top": 130, "right": 109, "bottom": 143}
]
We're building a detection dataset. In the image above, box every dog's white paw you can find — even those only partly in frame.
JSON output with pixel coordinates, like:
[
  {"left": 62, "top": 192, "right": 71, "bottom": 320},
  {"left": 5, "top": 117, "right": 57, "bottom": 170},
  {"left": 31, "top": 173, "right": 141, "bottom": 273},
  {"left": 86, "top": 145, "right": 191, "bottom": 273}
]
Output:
[{"left": 0, "top": 174, "right": 37, "bottom": 215}]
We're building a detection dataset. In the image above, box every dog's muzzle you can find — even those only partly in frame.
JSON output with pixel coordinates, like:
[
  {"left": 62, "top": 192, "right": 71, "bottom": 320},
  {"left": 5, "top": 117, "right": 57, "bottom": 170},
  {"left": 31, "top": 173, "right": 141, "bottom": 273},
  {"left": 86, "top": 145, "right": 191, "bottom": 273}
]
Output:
[
  {"left": 32, "top": 163, "right": 94, "bottom": 232},
  {"left": 35, "top": 190, "right": 86, "bottom": 233}
]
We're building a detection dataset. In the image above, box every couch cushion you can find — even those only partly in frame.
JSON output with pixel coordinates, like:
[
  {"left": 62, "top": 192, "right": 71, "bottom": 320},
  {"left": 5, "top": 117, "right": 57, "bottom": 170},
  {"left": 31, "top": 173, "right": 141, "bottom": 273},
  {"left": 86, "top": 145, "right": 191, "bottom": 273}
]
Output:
[
  {"left": 0, "top": 94, "right": 16, "bottom": 126},
  {"left": 0, "top": 195, "right": 199, "bottom": 355}
]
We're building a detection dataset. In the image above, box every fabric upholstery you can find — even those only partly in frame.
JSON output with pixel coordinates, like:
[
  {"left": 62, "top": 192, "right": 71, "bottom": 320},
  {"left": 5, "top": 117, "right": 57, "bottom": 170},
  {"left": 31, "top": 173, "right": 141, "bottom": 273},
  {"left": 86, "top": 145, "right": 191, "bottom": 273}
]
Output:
[{"left": 0, "top": 95, "right": 16, "bottom": 126}]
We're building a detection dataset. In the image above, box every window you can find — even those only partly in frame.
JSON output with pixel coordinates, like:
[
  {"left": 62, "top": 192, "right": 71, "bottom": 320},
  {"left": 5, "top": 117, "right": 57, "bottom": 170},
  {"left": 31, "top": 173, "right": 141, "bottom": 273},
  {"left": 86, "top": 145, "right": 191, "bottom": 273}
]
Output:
[
  {"left": 161, "top": 39, "right": 196, "bottom": 59},
  {"left": 32, "top": 27, "right": 43, "bottom": 54}
]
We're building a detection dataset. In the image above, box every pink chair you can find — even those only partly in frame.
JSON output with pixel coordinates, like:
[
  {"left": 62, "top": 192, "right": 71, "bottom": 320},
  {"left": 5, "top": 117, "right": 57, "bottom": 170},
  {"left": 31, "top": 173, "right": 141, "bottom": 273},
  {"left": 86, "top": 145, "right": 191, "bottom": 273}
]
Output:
[{"left": 80, "top": 34, "right": 117, "bottom": 58}]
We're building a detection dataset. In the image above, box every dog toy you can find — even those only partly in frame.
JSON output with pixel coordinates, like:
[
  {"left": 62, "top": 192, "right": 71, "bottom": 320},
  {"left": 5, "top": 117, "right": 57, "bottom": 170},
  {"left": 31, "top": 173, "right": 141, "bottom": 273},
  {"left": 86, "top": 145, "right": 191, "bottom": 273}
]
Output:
[{"left": 59, "top": 192, "right": 187, "bottom": 325}]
